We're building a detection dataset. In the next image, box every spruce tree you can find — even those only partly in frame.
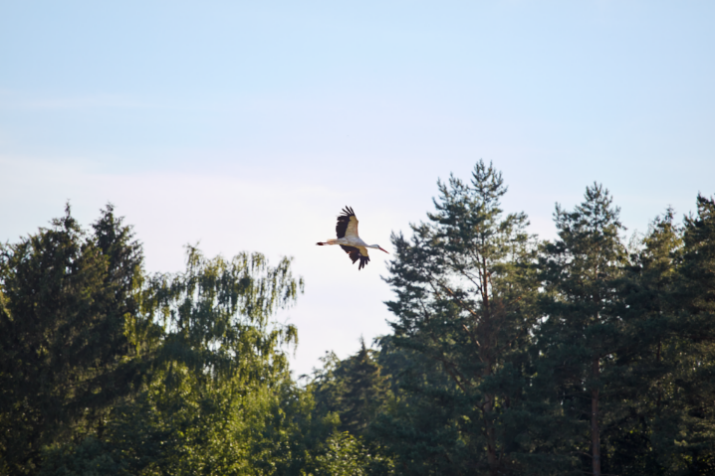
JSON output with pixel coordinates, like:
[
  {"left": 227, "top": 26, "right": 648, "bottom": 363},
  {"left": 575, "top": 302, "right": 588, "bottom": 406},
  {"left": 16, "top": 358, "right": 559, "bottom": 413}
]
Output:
[
  {"left": 0, "top": 205, "right": 147, "bottom": 474},
  {"left": 309, "top": 341, "right": 390, "bottom": 437},
  {"left": 339, "top": 339, "right": 390, "bottom": 436},
  {"left": 597, "top": 208, "right": 684, "bottom": 474},
  {"left": 660, "top": 194, "right": 715, "bottom": 474},
  {"left": 616, "top": 195, "right": 715, "bottom": 474}
]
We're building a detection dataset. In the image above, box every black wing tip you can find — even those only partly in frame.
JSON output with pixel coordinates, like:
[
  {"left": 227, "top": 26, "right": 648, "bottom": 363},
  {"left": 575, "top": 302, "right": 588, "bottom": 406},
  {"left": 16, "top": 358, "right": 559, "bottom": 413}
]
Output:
[
  {"left": 357, "top": 255, "right": 370, "bottom": 270},
  {"left": 335, "top": 206, "right": 355, "bottom": 238},
  {"left": 340, "top": 245, "right": 370, "bottom": 270}
]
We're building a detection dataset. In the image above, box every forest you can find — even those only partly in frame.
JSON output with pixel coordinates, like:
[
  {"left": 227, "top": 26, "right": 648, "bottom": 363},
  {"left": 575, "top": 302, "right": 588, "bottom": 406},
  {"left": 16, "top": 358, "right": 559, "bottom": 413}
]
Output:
[{"left": 1, "top": 160, "right": 714, "bottom": 476}]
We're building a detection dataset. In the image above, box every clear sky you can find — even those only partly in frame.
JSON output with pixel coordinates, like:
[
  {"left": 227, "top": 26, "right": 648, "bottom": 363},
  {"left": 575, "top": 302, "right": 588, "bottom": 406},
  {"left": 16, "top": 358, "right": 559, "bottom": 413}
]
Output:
[{"left": 2, "top": 1, "right": 714, "bottom": 376}]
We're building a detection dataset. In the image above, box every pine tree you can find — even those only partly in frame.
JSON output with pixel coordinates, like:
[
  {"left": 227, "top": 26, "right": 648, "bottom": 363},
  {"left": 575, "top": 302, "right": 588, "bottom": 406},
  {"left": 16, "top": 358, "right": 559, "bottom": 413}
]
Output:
[
  {"left": 383, "top": 160, "right": 539, "bottom": 475},
  {"left": 537, "top": 183, "right": 628, "bottom": 476}
]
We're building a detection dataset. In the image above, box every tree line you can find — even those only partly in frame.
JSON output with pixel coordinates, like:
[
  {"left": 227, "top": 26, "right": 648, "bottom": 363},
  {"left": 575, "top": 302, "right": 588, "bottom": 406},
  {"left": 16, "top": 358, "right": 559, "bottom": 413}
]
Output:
[{"left": 1, "top": 161, "right": 714, "bottom": 475}]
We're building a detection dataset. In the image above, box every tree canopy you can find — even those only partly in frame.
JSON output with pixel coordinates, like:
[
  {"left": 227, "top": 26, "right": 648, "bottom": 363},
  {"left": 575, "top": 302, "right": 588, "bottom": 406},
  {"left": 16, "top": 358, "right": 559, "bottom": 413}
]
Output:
[{"left": 2, "top": 166, "right": 714, "bottom": 476}]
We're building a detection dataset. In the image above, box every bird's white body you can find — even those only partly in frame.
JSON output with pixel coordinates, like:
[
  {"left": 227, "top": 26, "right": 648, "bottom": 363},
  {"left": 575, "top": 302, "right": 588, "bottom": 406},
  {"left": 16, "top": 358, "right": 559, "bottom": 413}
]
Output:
[{"left": 316, "top": 206, "right": 387, "bottom": 270}]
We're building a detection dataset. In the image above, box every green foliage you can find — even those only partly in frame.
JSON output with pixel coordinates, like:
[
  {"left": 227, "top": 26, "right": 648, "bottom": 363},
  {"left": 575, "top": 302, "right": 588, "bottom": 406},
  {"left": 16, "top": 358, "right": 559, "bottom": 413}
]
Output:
[
  {"left": 1, "top": 205, "right": 319, "bottom": 476},
  {"left": 536, "top": 183, "right": 629, "bottom": 474},
  {"left": 84, "top": 245, "right": 307, "bottom": 476},
  {"left": 382, "top": 160, "right": 540, "bottom": 475},
  {"left": 310, "top": 340, "right": 390, "bottom": 438},
  {"left": 536, "top": 190, "right": 715, "bottom": 475},
  {"left": 339, "top": 340, "right": 390, "bottom": 436},
  {"left": 147, "top": 244, "right": 302, "bottom": 394},
  {"left": 0, "top": 204, "right": 149, "bottom": 475},
  {"left": 307, "top": 432, "right": 394, "bottom": 476},
  {"left": 3, "top": 173, "right": 715, "bottom": 476},
  {"left": 39, "top": 437, "right": 126, "bottom": 476},
  {"left": 309, "top": 351, "right": 346, "bottom": 420},
  {"left": 653, "top": 194, "right": 715, "bottom": 474},
  {"left": 371, "top": 339, "right": 471, "bottom": 475},
  {"left": 605, "top": 208, "right": 684, "bottom": 475}
]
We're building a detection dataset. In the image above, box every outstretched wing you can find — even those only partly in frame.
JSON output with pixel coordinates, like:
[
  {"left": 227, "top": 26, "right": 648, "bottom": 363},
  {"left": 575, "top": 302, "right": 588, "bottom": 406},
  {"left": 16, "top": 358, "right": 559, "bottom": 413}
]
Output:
[
  {"left": 340, "top": 245, "right": 370, "bottom": 270},
  {"left": 336, "top": 206, "right": 359, "bottom": 239}
]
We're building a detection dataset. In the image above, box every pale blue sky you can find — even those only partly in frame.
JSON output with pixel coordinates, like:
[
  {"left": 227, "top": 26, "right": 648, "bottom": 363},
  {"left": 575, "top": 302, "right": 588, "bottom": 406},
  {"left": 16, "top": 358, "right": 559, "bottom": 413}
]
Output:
[{"left": 2, "top": 1, "right": 714, "bottom": 376}]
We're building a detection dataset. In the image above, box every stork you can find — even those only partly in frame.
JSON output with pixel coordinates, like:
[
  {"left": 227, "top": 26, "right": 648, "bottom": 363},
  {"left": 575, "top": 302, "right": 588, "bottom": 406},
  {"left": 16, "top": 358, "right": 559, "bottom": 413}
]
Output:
[{"left": 317, "top": 206, "right": 388, "bottom": 270}]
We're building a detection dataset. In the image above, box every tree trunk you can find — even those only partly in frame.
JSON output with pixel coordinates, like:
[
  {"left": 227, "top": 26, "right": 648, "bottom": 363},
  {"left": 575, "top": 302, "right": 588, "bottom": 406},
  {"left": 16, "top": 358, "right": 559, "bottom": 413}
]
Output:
[
  {"left": 484, "top": 393, "right": 498, "bottom": 476},
  {"left": 591, "top": 358, "right": 601, "bottom": 476},
  {"left": 656, "top": 341, "right": 662, "bottom": 413},
  {"left": 482, "top": 353, "right": 498, "bottom": 476},
  {"left": 487, "top": 436, "right": 498, "bottom": 476}
]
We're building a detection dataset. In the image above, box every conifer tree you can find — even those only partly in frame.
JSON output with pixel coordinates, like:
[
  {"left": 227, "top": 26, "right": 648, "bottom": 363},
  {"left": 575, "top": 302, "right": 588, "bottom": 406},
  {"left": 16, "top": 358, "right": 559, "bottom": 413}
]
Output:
[
  {"left": 605, "top": 209, "right": 680, "bottom": 473},
  {"left": 0, "top": 205, "right": 148, "bottom": 474},
  {"left": 537, "top": 183, "right": 628, "bottom": 476},
  {"left": 309, "top": 341, "right": 390, "bottom": 438},
  {"left": 339, "top": 339, "right": 390, "bottom": 436},
  {"left": 659, "top": 194, "right": 715, "bottom": 473},
  {"left": 613, "top": 196, "right": 715, "bottom": 474},
  {"left": 383, "top": 160, "right": 539, "bottom": 475}
]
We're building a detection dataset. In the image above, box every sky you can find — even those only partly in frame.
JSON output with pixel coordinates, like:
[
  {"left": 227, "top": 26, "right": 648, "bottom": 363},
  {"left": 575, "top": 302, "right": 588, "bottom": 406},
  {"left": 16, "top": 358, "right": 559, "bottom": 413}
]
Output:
[{"left": 1, "top": 1, "right": 714, "bottom": 377}]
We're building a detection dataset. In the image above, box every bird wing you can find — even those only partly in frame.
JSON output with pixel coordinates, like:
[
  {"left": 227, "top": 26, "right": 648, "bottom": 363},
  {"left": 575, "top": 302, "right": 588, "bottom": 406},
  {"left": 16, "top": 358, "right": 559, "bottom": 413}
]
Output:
[
  {"left": 340, "top": 245, "right": 370, "bottom": 270},
  {"left": 336, "top": 206, "right": 359, "bottom": 239}
]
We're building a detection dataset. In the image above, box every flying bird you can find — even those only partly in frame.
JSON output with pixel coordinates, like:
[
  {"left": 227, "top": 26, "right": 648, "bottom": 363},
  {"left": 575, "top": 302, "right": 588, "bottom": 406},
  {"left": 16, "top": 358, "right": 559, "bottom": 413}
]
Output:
[{"left": 317, "top": 206, "right": 388, "bottom": 270}]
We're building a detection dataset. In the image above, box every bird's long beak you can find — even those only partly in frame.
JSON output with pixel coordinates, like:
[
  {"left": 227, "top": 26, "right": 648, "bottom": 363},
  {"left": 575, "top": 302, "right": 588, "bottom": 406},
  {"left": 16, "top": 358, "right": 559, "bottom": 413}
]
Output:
[{"left": 379, "top": 246, "right": 389, "bottom": 254}]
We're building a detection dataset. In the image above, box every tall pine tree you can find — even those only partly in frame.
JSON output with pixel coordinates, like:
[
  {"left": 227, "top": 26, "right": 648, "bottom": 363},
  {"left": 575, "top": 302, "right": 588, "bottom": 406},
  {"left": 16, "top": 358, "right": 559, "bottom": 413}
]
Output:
[
  {"left": 383, "top": 160, "right": 539, "bottom": 475},
  {"left": 537, "top": 183, "right": 628, "bottom": 476}
]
